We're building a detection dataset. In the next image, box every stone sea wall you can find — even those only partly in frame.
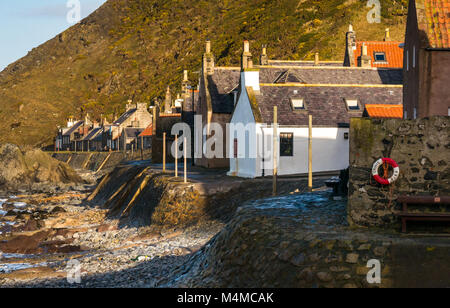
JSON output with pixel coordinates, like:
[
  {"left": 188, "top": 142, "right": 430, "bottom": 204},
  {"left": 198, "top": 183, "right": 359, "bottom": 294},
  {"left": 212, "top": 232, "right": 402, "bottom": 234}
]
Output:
[
  {"left": 162, "top": 207, "right": 450, "bottom": 288},
  {"left": 52, "top": 151, "right": 150, "bottom": 171},
  {"left": 348, "top": 116, "right": 449, "bottom": 228}
]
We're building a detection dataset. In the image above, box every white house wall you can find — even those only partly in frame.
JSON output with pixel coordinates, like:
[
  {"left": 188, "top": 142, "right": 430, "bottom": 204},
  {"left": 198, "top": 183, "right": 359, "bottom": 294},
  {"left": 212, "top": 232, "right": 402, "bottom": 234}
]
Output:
[{"left": 259, "top": 127, "right": 349, "bottom": 177}]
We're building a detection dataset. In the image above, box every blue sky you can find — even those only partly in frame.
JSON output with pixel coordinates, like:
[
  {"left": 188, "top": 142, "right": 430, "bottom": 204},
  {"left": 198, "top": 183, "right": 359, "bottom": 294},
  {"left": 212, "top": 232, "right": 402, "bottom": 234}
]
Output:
[{"left": 0, "top": 0, "right": 106, "bottom": 71}]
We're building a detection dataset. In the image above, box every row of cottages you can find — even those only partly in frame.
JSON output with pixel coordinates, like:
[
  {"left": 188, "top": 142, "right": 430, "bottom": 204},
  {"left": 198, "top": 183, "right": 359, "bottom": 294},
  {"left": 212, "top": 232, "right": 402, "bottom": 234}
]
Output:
[
  {"left": 193, "top": 25, "right": 404, "bottom": 177},
  {"left": 403, "top": 0, "right": 450, "bottom": 119},
  {"left": 58, "top": 114, "right": 95, "bottom": 151},
  {"left": 57, "top": 102, "right": 153, "bottom": 152}
]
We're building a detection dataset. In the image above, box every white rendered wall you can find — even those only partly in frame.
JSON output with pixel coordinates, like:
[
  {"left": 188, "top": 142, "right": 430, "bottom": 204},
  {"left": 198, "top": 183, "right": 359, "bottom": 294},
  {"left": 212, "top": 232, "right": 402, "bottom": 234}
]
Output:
[{"left": 259, "top": 127, "right": 349, "bottom": 177}]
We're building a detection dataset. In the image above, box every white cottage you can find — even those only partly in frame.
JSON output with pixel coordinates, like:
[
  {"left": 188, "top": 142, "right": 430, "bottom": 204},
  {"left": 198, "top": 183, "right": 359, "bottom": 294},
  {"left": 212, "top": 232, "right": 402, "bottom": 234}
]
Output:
[{"left": 227, "top": 41, "right": 403, "bottom": 178}]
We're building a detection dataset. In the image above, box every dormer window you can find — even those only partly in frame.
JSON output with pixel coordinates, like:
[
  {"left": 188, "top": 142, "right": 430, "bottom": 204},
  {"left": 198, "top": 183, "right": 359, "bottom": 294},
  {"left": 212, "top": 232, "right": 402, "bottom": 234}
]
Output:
[
  {"left": 345, "top": 99, "right": 360, "bottom": 111},
  {"left": 374, "top": 52, "right": 387, "bottom": 63},
  {"left": 291, "top": 98, "right": 305, "bottom": 110}
]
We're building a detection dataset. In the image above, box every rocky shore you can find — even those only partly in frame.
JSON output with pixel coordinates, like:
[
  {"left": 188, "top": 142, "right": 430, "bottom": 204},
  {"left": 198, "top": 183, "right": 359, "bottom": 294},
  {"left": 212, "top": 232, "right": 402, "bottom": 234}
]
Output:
[{"left": 0, "top": 183, "right": 224, "bottom": 288}]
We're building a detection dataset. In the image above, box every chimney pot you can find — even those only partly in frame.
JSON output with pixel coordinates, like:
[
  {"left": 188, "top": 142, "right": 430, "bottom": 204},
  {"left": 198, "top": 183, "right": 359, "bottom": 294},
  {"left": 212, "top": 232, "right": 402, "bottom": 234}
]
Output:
[
  {"left": 183, "top": 70, "right": 188, "bottom": 81},
  {"left": 206, "top": 40, "right": 211, "bottom": 53},
  {"left": 349, "top": 24, "right": 353, "bottom": 32},
  {"left": 384, "top": 28, "right": 391, "bottom": 41}
]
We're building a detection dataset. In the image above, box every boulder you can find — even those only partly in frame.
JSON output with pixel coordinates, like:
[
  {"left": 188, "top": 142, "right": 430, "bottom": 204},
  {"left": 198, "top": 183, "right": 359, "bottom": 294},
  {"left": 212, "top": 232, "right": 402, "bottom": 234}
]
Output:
[{"left": 0, "top": 143, "right": 83, "bottom": 190}]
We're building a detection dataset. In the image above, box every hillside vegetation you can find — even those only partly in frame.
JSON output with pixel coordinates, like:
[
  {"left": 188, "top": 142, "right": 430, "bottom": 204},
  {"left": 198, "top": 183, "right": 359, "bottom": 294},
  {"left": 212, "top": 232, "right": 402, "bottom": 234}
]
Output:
[{"left": 0, "top": 0, "right": 407, "bottom": 146}]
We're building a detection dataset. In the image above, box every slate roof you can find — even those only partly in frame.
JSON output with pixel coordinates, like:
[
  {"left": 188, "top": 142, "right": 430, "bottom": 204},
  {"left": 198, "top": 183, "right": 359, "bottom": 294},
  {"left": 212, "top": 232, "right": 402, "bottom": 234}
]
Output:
[
  {"left": 124, "top": 127, "right": 144, "bottom": 138},
  {"left": 353, "top": 41, "right": 404, "bottom": 68},
  {"left": 82, "top": 127, "right": 103, "bottom": 141},
  {"left": 252, "top": 85, "right": 403, "bottom": 126},
  {"left": 364, "top": 104, "right": 403, "bottom": 118},
  {"left": 207, "top": 68, "right": 240, "bottom": 113},
  {"left": 258, "top": 67, "right": 403, "bottom": 85},
  {"left": 62, "top": 121, "right": 83, "bottom": 136},
  {"left": 416, "top": 0, "right": 450, "bottom": 48},
  {"left": 114, "top": 108, "right": 137, "bottom": 125}
]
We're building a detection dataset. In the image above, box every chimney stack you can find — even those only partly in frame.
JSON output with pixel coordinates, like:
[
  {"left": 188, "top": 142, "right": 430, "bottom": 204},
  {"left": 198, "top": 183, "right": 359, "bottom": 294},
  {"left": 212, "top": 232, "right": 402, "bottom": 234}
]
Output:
[
  {"left": 314, "top": 52, "right": 320, "bottom": 66},
  {"left": 384, "top": 28, "right": 391, "bottom": 41},
  {"left": 359, "top": 43, "right": 372, "bottom": 68},
  {"left": 203, "top": 40, "right": 215, "bottom": 75},
  {"left": 164, "top": 86, "right": 172, "bottom": 114},
  {"left": 241, "top": 40, "right": 253, "bottom": 70},
  {"left": 181, "top": 70, "right": 190, "bottom": 99},
  {"left": 344, "top": 24, "right": 357, "bottom": 67},
  {"left": 260, "top": 44, "right": 269, "bottom": 66}
]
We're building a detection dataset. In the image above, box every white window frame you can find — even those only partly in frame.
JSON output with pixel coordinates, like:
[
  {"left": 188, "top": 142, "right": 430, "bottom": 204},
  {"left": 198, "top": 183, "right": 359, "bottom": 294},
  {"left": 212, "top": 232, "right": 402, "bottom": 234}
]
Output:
[
  {"left": 345, "top": 98, "right": 360, "bottom": 111},
  {"left": 291, "top": 98, "right": 305, "bottom": 110}
]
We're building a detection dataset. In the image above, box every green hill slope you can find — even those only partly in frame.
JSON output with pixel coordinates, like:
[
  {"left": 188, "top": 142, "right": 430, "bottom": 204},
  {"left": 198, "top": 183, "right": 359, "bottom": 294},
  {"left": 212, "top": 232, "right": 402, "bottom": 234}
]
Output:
[{"left": 0, "top": 0, "right": 408, "bottom": 146}]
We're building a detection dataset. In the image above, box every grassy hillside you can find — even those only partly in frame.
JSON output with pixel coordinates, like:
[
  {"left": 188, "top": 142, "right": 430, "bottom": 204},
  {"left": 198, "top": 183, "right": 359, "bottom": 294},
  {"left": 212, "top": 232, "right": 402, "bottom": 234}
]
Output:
[{"left": 0, "top": 0, "right": 408, "bottom": 146}]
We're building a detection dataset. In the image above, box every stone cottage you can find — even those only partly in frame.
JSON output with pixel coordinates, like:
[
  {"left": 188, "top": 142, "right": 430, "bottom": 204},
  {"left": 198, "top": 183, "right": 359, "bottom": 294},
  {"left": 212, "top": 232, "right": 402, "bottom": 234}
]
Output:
[
  {"left": 195, "top": 40, "right": 241, "bottom": 169},
  {"left": 104, "top": 102, "right": 152, "bottom": 151}
]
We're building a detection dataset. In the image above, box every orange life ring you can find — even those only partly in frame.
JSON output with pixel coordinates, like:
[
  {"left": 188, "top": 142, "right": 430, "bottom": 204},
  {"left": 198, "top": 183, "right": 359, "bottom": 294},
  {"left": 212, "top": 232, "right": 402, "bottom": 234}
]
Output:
[{"left": 372, "top": 158, "right": 400, "bottom": 185}]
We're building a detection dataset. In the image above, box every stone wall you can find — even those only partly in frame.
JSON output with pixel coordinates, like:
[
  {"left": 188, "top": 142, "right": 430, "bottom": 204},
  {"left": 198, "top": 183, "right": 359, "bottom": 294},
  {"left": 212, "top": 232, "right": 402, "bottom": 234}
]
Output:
[
  {"left": 161, "top": 207, "right": 450, "bottom": 288},
  {"left": 348, "top": 116, "right": 449, "bottom": 228},
  {"left": 52, "top": 151, "right": 150, "bottom": 171}
]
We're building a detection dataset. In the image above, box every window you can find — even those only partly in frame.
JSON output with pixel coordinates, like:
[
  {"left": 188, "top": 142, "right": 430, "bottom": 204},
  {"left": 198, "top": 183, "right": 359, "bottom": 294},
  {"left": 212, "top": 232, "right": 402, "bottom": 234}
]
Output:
[
  {"left": 345, "top": 99, "right": 360, "bottom": 111},
  {"left": 291, "top": 98, "right": 305, "bottom": 110},
  {"left": 406, "top": 50, "right": 409, "bottom": 71},
  {"left": 280, "top": 133, "right": 294, "bottom": 157},
  {"left": 374, "top": 52, "right": 387, "bottom": 62}
]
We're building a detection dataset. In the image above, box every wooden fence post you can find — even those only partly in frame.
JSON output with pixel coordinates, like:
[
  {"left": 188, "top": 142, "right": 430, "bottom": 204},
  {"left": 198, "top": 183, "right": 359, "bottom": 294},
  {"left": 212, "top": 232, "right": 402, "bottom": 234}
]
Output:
[
  {"left": 175, "top": 135, "right": 178, "bottom": 178},
  {"left": 184, "top": 136, "right": 187, "bottom": 183},
  {"left": 308, "top": 115, "right": 313, "bottom": 192},
  {"left": 273, "top": 106, "right": 277, "bottom": 196},
  {"left": 163, "top": 132, "right": 166, "bottom": 173}
]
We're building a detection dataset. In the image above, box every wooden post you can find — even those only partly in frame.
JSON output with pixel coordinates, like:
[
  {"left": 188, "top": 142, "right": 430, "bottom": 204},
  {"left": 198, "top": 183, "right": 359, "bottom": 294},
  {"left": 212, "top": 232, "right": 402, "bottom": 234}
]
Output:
[
  {"left": 273, "top": 106, "right": 277, "bottom": 196},
  {"left": 175, "top": 135, "right": 178, "bottom": 177},
  {"left": 141, "top": 136, "right": 144, "bottom": 161},
  {"left": 163, "top": 132, "right": 166, "bottom": 172},
  {"left": 184, "top": 136, "right": 187, "bottom": 183},
  {"left": 117, "top": 130, "right": 120, "bottom": 152},
  {"left": 308, "top": 114, "right": 313, "bottom": 192}
]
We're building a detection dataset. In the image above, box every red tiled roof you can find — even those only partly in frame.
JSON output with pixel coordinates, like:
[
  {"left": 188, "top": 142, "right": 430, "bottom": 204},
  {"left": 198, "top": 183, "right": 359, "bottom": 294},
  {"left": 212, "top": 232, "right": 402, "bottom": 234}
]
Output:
[
  {"left": 416, "top": 0, "right": 450, "bottom": 48},
  {"left": 139, "top": 124, "right": 153, "bottom": 137},
  {"left": 354, "top": 41, "right": 404, "bottom": 68},
  {"left": 364, "top": 104, "right": 403, "bottom": 118}
]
